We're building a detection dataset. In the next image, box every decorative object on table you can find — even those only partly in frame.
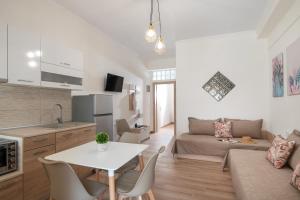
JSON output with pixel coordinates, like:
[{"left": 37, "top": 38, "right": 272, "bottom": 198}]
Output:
[
  {"left": 291, "top": 162, "right": 300, "bottom": 191},
  {"left": 287, "top": 37, "right": 300, "bottom": 96},
  {"left": 214, "top": 121, "right": 233, "bottom": 138},
  {"left": 203, "top": 71, "right": 235, "bottom": 102},
  {"left": 216, "top": 138, "right": 239, "bottom": 144},
  {"left": 145, "top": 0, "right": 166, "bottom": 54},
  {"left": 266, "top": 135, "right": 295, "bottom": 169},
  {"left": 96, "top": 132, "right": 109, "bottom": 151},
  {"left": 272, "top": 53, "right": 284, "bottom": 97},
  {"left": 240, "top": 136, "right": 256, "bottom": 144}
]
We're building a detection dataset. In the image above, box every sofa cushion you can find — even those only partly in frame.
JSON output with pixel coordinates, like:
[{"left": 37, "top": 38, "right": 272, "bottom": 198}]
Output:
[
  {"left": 214, "top": 121, "right": 232, "bottom": 138},
  {"left": 288, "top": 130, "right": 300, "bottom": 170},
  {"left": 291, "top": 162, "right": 300, "bottom": 191},
  {"left": 229, "top": 149, "right": 300, "bottom": 200},
  {"left": 188, "top": 117, "right": 220, "bottom": 136},
  {"left": 173, "top": 133, "right": 271, "bottom": 157},
  {"left": 267, "top": 136, "right": 295, "bottom": 169},
  {"left": 175, "top": 133, "right": 229, "bottom": 157},
  {"left": 224, "top": 118, "right": 263, "bottom": 139}
]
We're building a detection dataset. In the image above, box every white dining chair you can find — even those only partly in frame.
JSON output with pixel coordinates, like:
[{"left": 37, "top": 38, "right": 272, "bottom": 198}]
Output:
[
  {"left": 116, "top": 146, "right": 165, "bottom": 200},
  {"left": 116, "top": 132, "right": 141, "bottom": 174},
  {"left": 39, "top": 158, "right": 107, "bottom": 200}
]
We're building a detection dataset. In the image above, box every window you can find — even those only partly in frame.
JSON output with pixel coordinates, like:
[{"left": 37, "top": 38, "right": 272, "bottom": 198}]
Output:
[{"left": 151, "top": 69, "right": 176, "bottom": 81}]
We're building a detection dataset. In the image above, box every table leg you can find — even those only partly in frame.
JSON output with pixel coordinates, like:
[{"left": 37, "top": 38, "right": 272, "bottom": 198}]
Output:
[
  {"left": 139, "top": 153, "right": 144, "bottom": 171},
  {"left": 147, "top": 189, "right": 155, "bottom": 200},
  {"left": 108, "top": 170, "right": 116, "bottom": 200},
  {"left": 96, "top": 169, "right": 100, "bottom": 181}
]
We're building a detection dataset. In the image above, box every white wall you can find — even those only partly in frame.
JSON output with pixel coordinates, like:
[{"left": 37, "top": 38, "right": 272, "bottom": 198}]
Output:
[
  {"left": 156, "top": 84, "right": 174, "bottom": 128},
  {"left": 267, "top": 0, "right": 300, "bottom": 135},
  {"left": 0, "top": 0, "right": 150, "bottom": 128},
  {"left": 146, "top": 57, "right": 176, "bottom": 69},
  {"left": 176, "top": 31, "right": 270, "bottom": 134}
]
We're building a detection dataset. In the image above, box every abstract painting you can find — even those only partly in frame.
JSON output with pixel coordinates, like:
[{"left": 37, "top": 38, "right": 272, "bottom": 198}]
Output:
[
  {"left": 272, "top": 53, "right": 284, "bottom": 97},
  {"left": 203, "top": 71, "right": 235, "bottom": 102},
  {"left": 287, "top": 37, "right": 300, "bottom": 96}
]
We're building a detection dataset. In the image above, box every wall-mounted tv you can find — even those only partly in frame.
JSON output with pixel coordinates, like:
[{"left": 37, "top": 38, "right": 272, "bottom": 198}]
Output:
[{"left": 105, "top": 73, "right": 124, "bottom": 92}]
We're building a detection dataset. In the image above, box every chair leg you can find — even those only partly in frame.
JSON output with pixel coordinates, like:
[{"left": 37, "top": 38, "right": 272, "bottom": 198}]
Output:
[{"left": 147, "top": 189, "right": 155, "bottom": 200}]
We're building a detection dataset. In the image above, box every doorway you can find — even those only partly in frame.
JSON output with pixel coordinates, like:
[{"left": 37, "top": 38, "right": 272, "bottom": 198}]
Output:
[{"left": 153, "top": 82, "right": 176, "bottom": 135}]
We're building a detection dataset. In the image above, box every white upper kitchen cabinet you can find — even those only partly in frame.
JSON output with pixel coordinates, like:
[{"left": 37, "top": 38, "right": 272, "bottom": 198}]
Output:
[
  {"left": 41, "top": 38, "right": 83, "bottom": 71},
  {"left": 8, "top": 26, "right": 41, "bottom": 86},
  {"left": 0, "top": 24, "right": 7, "bottom": 82},
  {"left": 41, "top": 38, "right": 83, "bottom": 90}
]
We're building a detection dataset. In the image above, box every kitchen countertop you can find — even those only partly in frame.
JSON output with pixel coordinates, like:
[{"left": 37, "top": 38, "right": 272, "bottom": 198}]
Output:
[{"left": 0, "top": 122, "right": 96, "bottom": 138}]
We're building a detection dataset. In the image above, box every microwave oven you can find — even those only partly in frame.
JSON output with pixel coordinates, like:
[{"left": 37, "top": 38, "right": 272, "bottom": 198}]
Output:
[{"left": 0, "top": 139, "right": 18, "bottom": 176}]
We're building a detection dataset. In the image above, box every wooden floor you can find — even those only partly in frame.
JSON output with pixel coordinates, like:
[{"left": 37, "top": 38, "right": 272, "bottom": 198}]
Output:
[{"left": 142, "top": 125, "right": 236, "bottom": 200}]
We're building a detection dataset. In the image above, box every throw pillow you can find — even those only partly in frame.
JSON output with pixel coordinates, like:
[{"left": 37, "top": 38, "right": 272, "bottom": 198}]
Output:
[
  {"left": 188, "top": 117, "right": 221, "bottom": 136},
  {"left": 266, "top": 135, "right": 295, "bottom": 169},
  {"left": 214, "top": 121, "right": 232, "bottom": 138},
  {"left": 291, "top": 162, "right": 300, "bottom": 191}
]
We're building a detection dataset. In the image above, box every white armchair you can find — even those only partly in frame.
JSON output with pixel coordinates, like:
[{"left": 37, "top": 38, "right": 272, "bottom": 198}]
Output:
[{"left": 116, "top": 119, "right": 150, "bottom": 143}]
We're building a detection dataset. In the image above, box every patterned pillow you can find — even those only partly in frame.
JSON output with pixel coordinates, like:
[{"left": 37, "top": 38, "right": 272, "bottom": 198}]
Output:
[
  {"left": 214, "top": 121, "right": 232, "bottom": 138},
  {"left": 291, "top": 162, "right": 300, "bottom": 191},
  {"left": 266, "top": 136, "right": 295, "bottom": 169}
]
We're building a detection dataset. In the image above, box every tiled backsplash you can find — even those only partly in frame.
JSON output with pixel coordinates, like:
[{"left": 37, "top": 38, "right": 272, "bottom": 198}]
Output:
[{"left": 0, "top": 85, "right": 71, "bottom": 129}]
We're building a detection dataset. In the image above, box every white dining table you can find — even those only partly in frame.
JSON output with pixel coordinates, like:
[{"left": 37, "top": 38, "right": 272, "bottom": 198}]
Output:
[{"left": 45, "top": 141, "right": 149, "bottom": 200}]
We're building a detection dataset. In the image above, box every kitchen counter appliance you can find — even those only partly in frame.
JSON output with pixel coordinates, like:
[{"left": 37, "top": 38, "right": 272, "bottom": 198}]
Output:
[{"left": 0, "top": 139, "right": 18, "bottom": 176}]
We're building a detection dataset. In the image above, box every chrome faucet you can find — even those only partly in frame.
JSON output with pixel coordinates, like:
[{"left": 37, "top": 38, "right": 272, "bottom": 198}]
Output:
[{"left": 55, "top": 104, "right": 63, "bottom": 125}]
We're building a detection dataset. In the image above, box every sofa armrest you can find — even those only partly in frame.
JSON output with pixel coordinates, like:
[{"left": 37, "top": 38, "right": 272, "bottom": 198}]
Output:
[
  {"left": 130, "top": 128, "right": 143, "bottom": 133},
  {"left": 261, "top": 130, "right": 275, "bottom": 143}
]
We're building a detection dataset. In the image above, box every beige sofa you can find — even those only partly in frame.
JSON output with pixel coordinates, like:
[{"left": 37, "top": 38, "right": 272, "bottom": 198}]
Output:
[
  {"left": 172, "top": 118, "right": 273, "bottom": 159},
  {"left": 228, "top": 130, "right": 300, "bottom": 200}
]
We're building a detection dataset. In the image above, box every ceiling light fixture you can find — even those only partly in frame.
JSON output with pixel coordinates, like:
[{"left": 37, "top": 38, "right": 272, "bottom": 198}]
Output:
[
  {"left": 145, "top": 0, "right": 166, "bottom": 55},
  {"left": 145, "top": 0, "right": 157, "bottom": 43}
]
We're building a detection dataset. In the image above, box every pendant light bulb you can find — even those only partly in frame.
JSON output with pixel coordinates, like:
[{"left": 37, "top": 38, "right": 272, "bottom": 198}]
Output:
[
  {"left": 145, "top": 24, "right": 157, "bottom": 43},
  {"left": 155, "top": 36, "right": 166, "bottom": 55}
]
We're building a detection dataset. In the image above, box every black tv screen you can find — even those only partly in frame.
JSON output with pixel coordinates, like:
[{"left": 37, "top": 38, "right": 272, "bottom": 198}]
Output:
[{"left": 105, "top": 73, "right": 124, "bottom": 92}]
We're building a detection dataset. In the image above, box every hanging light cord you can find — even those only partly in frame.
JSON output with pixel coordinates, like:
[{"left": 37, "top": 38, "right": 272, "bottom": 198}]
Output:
[
  {"left": 150, "top": 0, "right": 154, "bottom": 25},
  {"left": 156, "top": 0, "right": 162, "bottom": 37}
]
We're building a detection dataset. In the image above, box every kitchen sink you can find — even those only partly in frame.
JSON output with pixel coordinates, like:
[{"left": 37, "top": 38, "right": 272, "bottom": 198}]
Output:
[
  {"left": 42, "top": 124, "right": 65, "bottom": 129},
  {"left": 42, "top": 122, "right": 84, "bottom": 129}
]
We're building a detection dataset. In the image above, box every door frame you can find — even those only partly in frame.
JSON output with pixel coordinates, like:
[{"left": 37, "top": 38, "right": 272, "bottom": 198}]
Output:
[{"left": 152, "top": 81, "right": 176, "bottom": 135}]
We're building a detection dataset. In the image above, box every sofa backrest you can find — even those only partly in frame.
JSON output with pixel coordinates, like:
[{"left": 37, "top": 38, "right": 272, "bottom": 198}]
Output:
[
  {"left": 287, "top": 130, "right": 300, "bottom": 170},
  {"left": 188, "top": 117, "right": 220, "bottom": 136},
  {"left": 224, "top": 118, "right": 263, "bottom": 139}
]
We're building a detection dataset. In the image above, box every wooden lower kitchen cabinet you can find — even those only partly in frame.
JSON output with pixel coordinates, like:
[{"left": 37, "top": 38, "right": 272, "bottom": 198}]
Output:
[
  {"left": 0, "top": 175, "right": 23, "bottom": 200},
  {"left": 20, "top": 125, "right": 96, "bottom": 200},
  {"left": 56, "top": 126, "right": 96, "bottom": 152},
  {"left": 24, "top": 145, "right": 55, "bottom": 200}
]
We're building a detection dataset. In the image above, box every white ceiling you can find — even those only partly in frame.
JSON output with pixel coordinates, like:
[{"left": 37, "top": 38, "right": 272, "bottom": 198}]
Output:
[{"left": 53, "top": 0, "right": 268, "bottom": 63}]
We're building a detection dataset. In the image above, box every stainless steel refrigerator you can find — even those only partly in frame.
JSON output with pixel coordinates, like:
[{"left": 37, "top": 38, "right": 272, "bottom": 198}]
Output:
[{"left": 72, "top": 94, "right": 114, "bottom": 141}]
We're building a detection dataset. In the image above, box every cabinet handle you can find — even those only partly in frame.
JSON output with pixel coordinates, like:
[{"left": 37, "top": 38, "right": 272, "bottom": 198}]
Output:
[
  {"left": 60, "top": 62, "right": 70, "bottom": 66},
  {"left": 33, "top": 138, "right": 48, "bottom": 143},
  {"left": 33, "top": 150, "right": 48, "bottom": 156},
  {"left": 17, "top": 79, "right": 33, "bottom": 83},
  {"left": 63, "top": 133, "right": 72, "bottom": 138},
  {"left": 61, "top": 83, "right": 70, "bottom": 87}
]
